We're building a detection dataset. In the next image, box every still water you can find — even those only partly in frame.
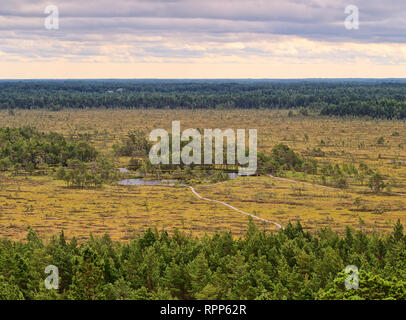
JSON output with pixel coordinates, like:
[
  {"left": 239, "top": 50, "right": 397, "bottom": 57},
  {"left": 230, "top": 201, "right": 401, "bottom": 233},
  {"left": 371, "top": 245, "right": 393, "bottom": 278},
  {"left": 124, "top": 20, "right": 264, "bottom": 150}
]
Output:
[{"left": 117, "top": 172, "right": 240, "bottom": 186}]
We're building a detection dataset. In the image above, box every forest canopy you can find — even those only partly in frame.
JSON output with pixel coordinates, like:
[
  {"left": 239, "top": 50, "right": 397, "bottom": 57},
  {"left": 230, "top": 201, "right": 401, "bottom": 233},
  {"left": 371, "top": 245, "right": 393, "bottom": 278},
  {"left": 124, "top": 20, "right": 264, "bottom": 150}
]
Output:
[
  {"left": 0, "top": 220, "right": 405, "bottom": 300},
  {"left": 0, "top": 127, "right": 98, "bottom": 171}
]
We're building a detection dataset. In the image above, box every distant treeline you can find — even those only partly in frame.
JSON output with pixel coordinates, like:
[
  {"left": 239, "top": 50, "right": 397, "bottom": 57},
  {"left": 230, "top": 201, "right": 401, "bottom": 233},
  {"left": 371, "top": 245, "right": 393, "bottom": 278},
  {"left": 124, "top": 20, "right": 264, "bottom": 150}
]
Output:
[
  {"left": 0, "top": 220, "right": 405, "bottom": 300},
  {"left": 2, "top": 80, "right": 406, "bottom": 118},
  {"left": 320, "top": 99, "right": 406, "bottom": 119}
]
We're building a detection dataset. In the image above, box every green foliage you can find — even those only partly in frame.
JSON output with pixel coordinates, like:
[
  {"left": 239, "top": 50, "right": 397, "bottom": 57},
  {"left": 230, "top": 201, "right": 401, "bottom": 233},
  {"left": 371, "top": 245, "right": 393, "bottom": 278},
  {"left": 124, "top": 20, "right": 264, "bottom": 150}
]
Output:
[
  {"left": 320, "top": 99, "right": 406, "bottom": 119},
  {"left": 3, "top": 80, "right": 406, "bottom": 120},
  {"left": 68, "top": 245, "right": 106, "bottom": 300},
  {"left": 0, "top": 276, "right": 24, "bottom": 300},
  {"left": 0, "top": 127, "right": 98, "bottom": 171},
  {"left": 369, "top": 173, "right": 386, "bottom": 193},
  {"left": 113, "top": 130, "right": 151, "bottom": 157},
  {"left": 55, "top": 155, "right": 118, "bottom": 188},
  {"left": 319, "top": 270, "right": 406, "bottom": 300},
  {"left": 271, "top": 144, "right": 303, "bottom": 170},
  {"left": 307, "top": 147, "right": 325, "bottom": 157},
  {"left": 0, "top": 220, "right": 404, "bottom": 300},
  {"left": 334, "top": 177, "right": 348, "bottom": 189},
  {"left": 257, "top": 144, "right": 304, "bottom": 175}
]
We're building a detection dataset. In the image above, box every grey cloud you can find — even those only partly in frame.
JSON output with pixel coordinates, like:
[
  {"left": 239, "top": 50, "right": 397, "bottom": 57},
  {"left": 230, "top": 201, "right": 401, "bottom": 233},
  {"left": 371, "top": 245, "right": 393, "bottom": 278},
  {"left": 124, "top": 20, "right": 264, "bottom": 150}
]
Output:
[
  {"left": 0, "top": 0, "right": 405, "bottom": 42},
  {"left": 0, "top": 0, "right": 405, "bottom": 63}
]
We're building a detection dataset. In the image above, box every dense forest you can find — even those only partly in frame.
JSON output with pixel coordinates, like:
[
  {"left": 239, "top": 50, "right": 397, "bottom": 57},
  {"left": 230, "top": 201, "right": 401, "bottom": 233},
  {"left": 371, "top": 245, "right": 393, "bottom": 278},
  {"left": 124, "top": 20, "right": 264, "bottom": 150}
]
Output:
[
  {"left": 0, "top": 220, "right": 405, "bottom": 300},
  {"left": 2, "top": 80, "right": 406, "bottom": 119}
]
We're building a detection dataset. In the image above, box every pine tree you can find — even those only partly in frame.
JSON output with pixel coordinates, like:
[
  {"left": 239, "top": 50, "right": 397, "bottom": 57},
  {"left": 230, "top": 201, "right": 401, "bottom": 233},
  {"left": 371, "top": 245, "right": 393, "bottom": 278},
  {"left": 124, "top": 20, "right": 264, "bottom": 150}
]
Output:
[
  {"left": 393, "top": 219, "right": 404, "bottom": 242},
  {"left": 187, "top": 253, "right": 211, "bottom": 298},
  {"left": 68, "top": 246, "right": 105, "bottom": 300}
]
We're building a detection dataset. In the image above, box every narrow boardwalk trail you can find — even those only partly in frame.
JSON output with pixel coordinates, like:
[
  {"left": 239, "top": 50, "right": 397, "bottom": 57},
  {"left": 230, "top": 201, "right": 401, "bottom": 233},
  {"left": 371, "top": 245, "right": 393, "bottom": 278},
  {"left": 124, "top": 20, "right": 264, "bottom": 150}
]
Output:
[{"left": 189, "top": 186, "right": 283, "bottom": 230}]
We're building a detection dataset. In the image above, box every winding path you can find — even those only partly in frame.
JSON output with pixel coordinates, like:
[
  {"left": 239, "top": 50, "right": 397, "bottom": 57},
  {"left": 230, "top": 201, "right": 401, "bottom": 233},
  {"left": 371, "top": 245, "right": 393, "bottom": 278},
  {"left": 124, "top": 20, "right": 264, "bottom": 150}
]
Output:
[
  {"left": 188, "top": 186, "right": 283, "bottom": 230},
  {"left": 186, "top": 172, "right": 406, "bottom": 232}
]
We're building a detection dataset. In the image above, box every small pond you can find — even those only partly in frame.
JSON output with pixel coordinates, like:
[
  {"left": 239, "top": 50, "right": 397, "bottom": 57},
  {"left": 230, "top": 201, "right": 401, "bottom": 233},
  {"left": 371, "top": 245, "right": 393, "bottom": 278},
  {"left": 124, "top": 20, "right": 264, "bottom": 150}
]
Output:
[
  {"left": 117, "top": 179, "right": 185, "bottom": 186},
  {"left": 117, "top": 171, "right": 241, "bottom": 186}
]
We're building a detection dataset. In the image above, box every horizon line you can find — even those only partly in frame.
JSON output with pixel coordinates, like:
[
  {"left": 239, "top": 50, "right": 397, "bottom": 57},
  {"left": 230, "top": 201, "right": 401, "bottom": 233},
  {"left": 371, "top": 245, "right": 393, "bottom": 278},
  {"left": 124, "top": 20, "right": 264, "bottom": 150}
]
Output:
[{"left": 1, "top": 78, "right": 406, "bottom": 81}]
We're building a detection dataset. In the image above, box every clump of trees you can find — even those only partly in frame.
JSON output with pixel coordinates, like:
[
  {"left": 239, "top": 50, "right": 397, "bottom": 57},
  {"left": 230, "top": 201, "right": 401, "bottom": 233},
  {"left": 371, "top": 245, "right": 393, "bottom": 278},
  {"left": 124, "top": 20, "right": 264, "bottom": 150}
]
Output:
[
  {"left": 0, "top": 126, "right": 120, "bottom": 188},
  {"left": 56, "top": 156, "right": 119, "bottom": 188},
  {"left": 318, "top": 161, "right": 389, "bottom": 191},
  {"left": 0, "top": 127, "right": 98, "bottom": 172},
  {"left": 368, "top": 173, "right": 386, "bottom": 193},
  {"left": 256, "top": 144, "right": 391, "bottom": 191},
  {"left": 0, "top": 219, "right": 405, "bottom": 300},
  {"left": 305, "top": 147, "right": 325, "bottom": 157},
  {"left": 113, "top": 129, "right": 151, "bottom": 158},
  {"left": 257, "top": 143, "right": 315, "bottom": 175}
]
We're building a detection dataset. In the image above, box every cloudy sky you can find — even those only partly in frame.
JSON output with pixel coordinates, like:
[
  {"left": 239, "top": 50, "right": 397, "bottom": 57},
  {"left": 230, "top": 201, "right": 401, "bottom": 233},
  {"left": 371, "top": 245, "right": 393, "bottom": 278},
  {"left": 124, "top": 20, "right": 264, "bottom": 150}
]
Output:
[{"left": 1, "top": 0, "right": 406, "bottom": 78}]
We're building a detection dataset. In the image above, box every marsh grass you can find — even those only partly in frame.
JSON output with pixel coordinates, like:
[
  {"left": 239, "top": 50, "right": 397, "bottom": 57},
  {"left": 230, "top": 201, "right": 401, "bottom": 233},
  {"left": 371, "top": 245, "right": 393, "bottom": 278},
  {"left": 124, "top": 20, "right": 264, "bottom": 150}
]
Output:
[{"left": 0, "top": 109, "right": 406, "bottom": 240}]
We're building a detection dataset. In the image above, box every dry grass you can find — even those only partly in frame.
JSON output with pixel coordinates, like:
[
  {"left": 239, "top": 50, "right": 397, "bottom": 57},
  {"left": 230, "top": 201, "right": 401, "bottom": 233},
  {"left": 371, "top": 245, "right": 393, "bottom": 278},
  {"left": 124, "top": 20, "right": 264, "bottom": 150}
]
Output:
[{"left": 0, "top": 109, "right": 405, "bottom": 240}]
